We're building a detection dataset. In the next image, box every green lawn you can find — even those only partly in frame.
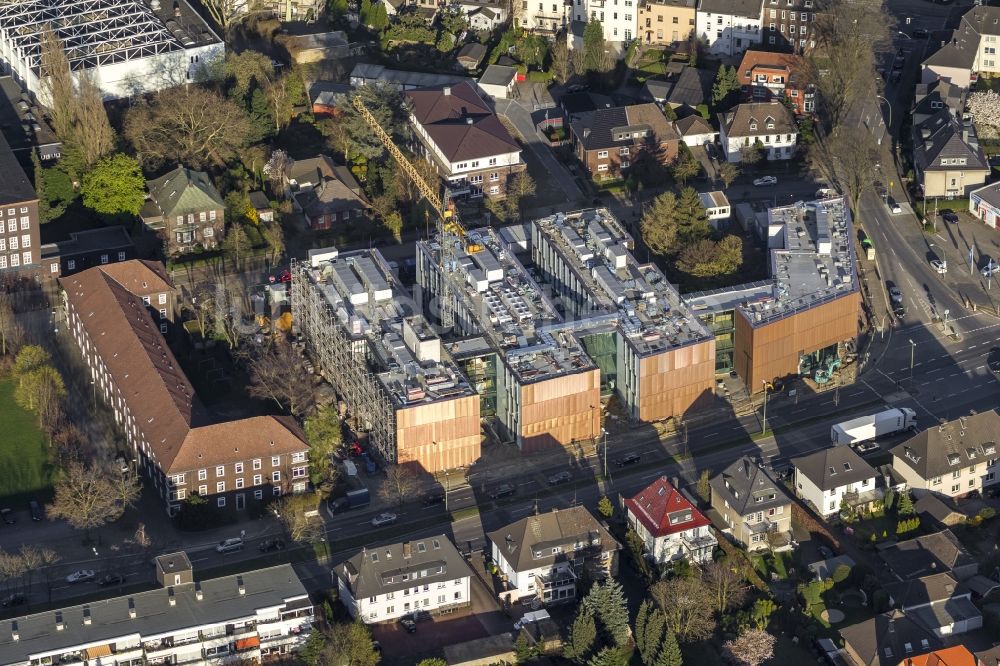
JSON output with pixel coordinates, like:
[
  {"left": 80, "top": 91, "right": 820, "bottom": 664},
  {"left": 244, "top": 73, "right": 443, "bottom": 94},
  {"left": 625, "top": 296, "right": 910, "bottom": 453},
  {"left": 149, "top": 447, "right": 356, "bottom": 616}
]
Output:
[{"left": 0, "top": 377, "right": 53, "bottom": 502}]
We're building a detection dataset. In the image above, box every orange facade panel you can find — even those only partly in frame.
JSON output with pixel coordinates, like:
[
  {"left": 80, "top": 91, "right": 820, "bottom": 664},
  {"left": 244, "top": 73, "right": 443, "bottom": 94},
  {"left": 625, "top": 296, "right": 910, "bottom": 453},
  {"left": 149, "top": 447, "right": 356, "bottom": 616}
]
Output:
[
  {"left": 395, "top": 395, "right": 481, "bottom": 472},
  {"left": 637, "top": 339, "right": 717, "bottom": 421},
  {"left": 519, "top": 369, "right": 601, "bottom": 454},
  {"left": 735, "top": 292, "right": 860, "bottom": 391}
]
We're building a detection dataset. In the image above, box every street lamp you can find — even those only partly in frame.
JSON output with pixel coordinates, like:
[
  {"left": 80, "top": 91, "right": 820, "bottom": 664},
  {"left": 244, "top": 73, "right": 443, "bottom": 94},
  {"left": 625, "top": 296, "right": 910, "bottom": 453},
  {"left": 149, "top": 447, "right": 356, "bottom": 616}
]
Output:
[
  {"left": 908, "top": 339, "right": 916, "bottom": 379},
  {"left": 601, "top": 428, "right": 609, "bottom": 481},
  {"left": 761, "top": 381, "right": 772, "bottom": 435}
]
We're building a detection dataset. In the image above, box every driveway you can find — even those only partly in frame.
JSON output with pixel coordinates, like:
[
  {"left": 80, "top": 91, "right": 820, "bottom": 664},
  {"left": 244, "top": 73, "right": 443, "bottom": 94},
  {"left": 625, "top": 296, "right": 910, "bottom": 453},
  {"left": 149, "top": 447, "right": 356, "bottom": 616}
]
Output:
[{"left": 492, "top": 98, "right": 583, "bottom": 204}]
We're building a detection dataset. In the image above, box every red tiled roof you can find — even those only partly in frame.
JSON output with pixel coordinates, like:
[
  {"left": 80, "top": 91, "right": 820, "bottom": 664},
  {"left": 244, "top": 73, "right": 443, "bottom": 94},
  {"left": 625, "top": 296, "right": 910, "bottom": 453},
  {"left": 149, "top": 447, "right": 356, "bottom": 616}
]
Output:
[
  {"left": 736, "top": 50, "right": 807, "bottom": 87},
  {"left": 624, "top": 476, "right": 711, "bottom": 537}
]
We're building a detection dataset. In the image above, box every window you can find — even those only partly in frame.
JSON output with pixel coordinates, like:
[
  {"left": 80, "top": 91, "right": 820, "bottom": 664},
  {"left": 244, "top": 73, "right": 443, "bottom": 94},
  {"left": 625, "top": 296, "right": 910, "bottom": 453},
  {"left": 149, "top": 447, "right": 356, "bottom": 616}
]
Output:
[
  {"left": 8, "top": 237, "right": 16, "bottom": 251},
  {"left": 253, "top": 458, "right": 262, "bottom": 470},
  {"left": 199, "top": 485, "right": 208, "bottom": 496},
  {"left": 21, "top": 235, "right": 30, "bottom": 249},
  {"left": 209, "top": 210, "right": 217, "bottom": 221},
  {"left": 118, "top": 251, "right": 126, "bottom": 261},
  {"left": 236, "top": 477, "right": 244, "bottom": 489},
  {"left": 204, "top": 228, "right": 214, "bottom": 238},
  {"left": 198, "top": 469, "right": 208, "bottom": 481},
  {"left": 952, "top": 484, "right": 960, "bottom": 492},
  {"left": 142, "top": 296, "right": 150, "bottom": 305},
  {"left": 160, "top": 324, "right": 168, "bottom": 333},
  {"left": 489, "top": 186, "right": 499, "bottom": 195},
  {"left": 953, "top": 470, "right": 961, "bottom": 479},
  {"left": 750, "top": 123, "right": 757, "bottom": 130},
  {"left": 488, "top": 157, "right": 497, "bottom": 166},
  {"left": 21, "top": 252, "right": 30, "bottom": 265},
  {"left": 273, "top": 487, "right": 281, "bottom": 497},
  {"left": 932, "top": 476, "right": 941, "bottom": 486},
  {"left": 235, "top": 462, "right": 244, "bottom": 474},
  {"left": 216, "top": 465, "right": 225, "bottom": 477},
  {"left": 490, "top": 172, "right": 499, "bottom": 181},
  {"left": 293, "top": 466, "right": 307, "bottom": 478},
  {"left": 216, "top": 497, "right": 226, "bottom": 508},
  {"left": 597, "top": 150, "right": 609, "bottom": 158},
  {"left": 6, "top": 220, "right": 13, "bottom": 232},
  {"left": 272, "top": 471, "right": 281, "bottom": 482},
  {"left": 619, "top": 147, "right": 629, "bottom": 156},
  {"left": 254, "top": 474, "right": 263, "bottom": 485},
  {"left": 217, "top": 481, "right": 225, "bottom": 493},
  {"left": 597, "top": 164, "right": 609, "bottom": 172},
  {"left": 292, "top": 452, "right": 306, "bottom": 463},
  {"left": 271, "top": 456, "right": 280, "bottom": 467},
  {"left": 969, "top": 479, "right": 976, "bottom": 487},
  {"left": 199, "top": 211, "right": 207, "bottom": 222},
  {"left": 621, "top": 160, "right": 630, "bottom": 168},
  {"left": 254, "top": 490, "right": 263, "bottom": 500},
  {"left": 159, "top": 308, "right": 167, "bottom": 320},
  {"left": 50, "top": 262, "right": 59, "bottom": 274}
]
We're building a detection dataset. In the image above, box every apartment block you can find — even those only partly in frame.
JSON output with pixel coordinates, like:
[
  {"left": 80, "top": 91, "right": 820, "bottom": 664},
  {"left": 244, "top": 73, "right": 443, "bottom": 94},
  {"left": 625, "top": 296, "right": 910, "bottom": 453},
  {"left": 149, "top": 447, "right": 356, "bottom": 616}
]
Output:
[
  {"left": 516, "top": 0, "right": 570, "bottom": 34},
  {"left": 291, "top": 247, "right": 480, "bottom": 471},
  {"left": 336, "top": 535, "right": 474, "bottom": 623},
  {"left": 569, "top": 103, "right": 680, "bottom": 182},
  {"left": 638, "top": 0, "right": 696, "bottom": 45},
  {"left": 0, "top": 554, "right": 313, "bottom": 666},
  {"left": 61, "top": 261, "right": 310, "bottom": 515},
  {"left": 890, "top": 412, "right": 1000, "bottom": 500},
  {"left": 0, "top": 131, "right": 40, "bottom": 276}
]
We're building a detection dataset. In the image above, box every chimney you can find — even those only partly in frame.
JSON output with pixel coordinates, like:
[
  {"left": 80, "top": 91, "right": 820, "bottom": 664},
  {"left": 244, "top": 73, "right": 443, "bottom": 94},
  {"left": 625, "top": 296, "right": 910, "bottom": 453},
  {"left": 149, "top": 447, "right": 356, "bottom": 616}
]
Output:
[
  {"left": 466, "top": 117, "right": 473, "bottom": 125},
  {"left": 168, "top": 587, "right": 176, "bottom": 606},
  {"left": 83, "top": 606, "right": 92, "bottom": 625},
  {"left": 443, "top": 86, "right": 451, "bottom": 96},
  {"left": 583, "top": 128, "right": 591, "bottom": 138},
  {"left": 195, "top": 582, "right": 203, "bottom": 601},
  {"left": 925, "top": 140, "right": 934, "bottom": 151},
  {"left": 55, "top": 611, "right": 64, "bottom": 631},
  {"left": 403, "top": 542, "right": 412, "bottom": 559},
  {"left": 237, "top": 575, "right": 245, "bottom": 596},
  {"left": 11, "top": 621, "right": 17, "bottom": 642},
  {"left": 128, "top": 598, "right": 136, "bottom": 619}
]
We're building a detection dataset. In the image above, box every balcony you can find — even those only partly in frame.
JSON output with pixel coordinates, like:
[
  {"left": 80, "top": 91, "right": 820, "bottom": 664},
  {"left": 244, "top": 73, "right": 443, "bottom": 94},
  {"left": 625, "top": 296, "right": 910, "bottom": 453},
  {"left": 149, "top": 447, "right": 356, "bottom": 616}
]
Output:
[
  {"left": 680, "top": 532, "right": 717, "bottom": 562},
  {"left": 536, "top": 568, "right": 577, "bottom": 591}
]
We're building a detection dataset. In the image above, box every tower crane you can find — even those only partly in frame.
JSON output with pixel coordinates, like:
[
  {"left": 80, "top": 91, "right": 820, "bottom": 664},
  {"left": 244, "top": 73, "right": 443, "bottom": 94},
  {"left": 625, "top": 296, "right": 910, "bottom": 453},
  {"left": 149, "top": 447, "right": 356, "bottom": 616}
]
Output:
[{"left": 351, "top": 95, "right": 482, "bottom": 329}]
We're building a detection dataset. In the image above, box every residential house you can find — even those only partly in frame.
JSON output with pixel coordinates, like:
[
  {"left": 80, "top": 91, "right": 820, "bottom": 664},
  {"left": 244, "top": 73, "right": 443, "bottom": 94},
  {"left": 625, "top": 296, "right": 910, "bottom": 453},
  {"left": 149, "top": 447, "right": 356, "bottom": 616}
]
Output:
[
  {"left": 478, "top": 65, "right": 519, "bottom": 100},
  {"left": 912, "top": 79, "right": 965, "bottom": 126},
  {"left": 710, "top": 456, "right": 793, "bottom": 551},
  {"left": 890, "top": 412, "right": 1000, "bottom": 500},
  {"left": 0, "top": 75, "right": 62, "bottom": 163},
  {"left": 570, "top": 0, "right": 635, "bottom": 44},
  {"left": 406, "top": 82, "right": 524, "bottom": 198},
  {"left": 308, "top": 81, "right": 354, "bottom": 117},
  {"left": 284, "top": 155, "right": 370, "bottom": 230},
  {"left": 487, "top": 506, "right": 620, "bottom": 606},
  {"left": 737, "top": 50, "right": 815, "bottom": 115},
  {"left": 699, "top": 191, "right": 732, "bottom": 224},
  {"left": 451, "top": 0, "right": 507, "bottom": 29},
  {"left": 914, "top": 493, "right": 967, "bottom": 528},
  {"left": 516, "top": 0, "right": 570, "bottom": 34},
  {"left": 0, "top": 555, "right": 313, "bottom": 666},
  {"left": 792, "top": 445, "right": 879, "bottom": 517},
  {"left": 249, "top": 191, "right": 274, "bottom": 223},
  {"left": 911, "top": 110, "right": 989, "bottom": 199},
  {"left": 663, "top": 65, "right": 715, "bottom": 110},
  {"left": 906, "top": 646, "right": 978, "bottom": 666},
  {"left": 760, "top": 0, "right": 816, "bottom": 53},
  {"left": 969, "top": 181, "right": 1000, "bottom": 229},
  {"left": 638, "top": 0, "right": 696, "bottom": 45},
  {"left": 675, "top": 115, "right": 717, "bottom": 147},
  {"left": 142, "top": 166, "right": 225, "bottom": 257},
  {"left": 336, "top": 535, "right": 473, "bottom": 623},
  {"left": 0, "top": 131, "right": 40, "bottom": 276},
  {"left": 879, "top": 530, "right": 979, "bottom": 582},
  {"left": 696, "top": 0, "right": 762, "bottom": 57},
  {"left": 60, "top": 261, "right": 310, "bottom": 515},
  {"left": 920, "top": 5, "right": 1000, "bottom": 87},
  {"left": 570, "top": 103, "right": 680, "bottom": 181},
  {"left": 840, "top": 610, "right": 943, "bottom": 666},
  {"left": 39, "top": 227, "right": 135, "bottom": 281},
  {"left": 885, "top": 573, "right": 983, "bottom": 637},
  {"left": 975, "top": 645, "right": 1000, "bottom": 666},
  {"left": 718, "top": 101, "right": 798, "bottom": 163},
  {"left": 624, "top": 476, "right": 716, "bottom": 564}
]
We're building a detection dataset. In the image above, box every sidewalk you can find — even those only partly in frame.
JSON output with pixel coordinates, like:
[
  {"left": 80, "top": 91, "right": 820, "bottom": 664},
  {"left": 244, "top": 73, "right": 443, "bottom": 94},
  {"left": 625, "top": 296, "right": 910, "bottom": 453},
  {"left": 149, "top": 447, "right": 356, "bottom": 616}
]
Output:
[{"left": 924, "top": 214, "right": 1000, "bottom": 318}]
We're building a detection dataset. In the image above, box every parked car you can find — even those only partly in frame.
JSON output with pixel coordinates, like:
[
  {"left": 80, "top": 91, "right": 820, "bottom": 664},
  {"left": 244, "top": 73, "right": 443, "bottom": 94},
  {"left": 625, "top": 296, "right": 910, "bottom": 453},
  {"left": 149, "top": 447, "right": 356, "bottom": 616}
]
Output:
[
  {"left": 66, "top": 570, "right": 95, "bottom": 584},
  {"left": 941, "top": 210, "right": 959, "bottom": 224},
  {"left": 753, "top": 176, "right": 777, "bottom": 187},
  {"left": 854, "top": 442, "right": 880, "bottom": 455},
  {"left": 930, "top": 259, "right": 947, "bottom": 274},
  {"left": 704, "top": 142, "right": 719, "bottom": 161},
  {"left": 371, "top": 512, "right": 398, "bottom": 527},
  {"left": 912, "top": 28, "right": 929, "bottom": 38},
  {"left": 615, "top": 453, "right": 641, "bottom": 467},
  {"left": 216, "top": 538, "right": 244, "bottom": 554},
  {"left": 422, "top": 492, "right": 446, "bottom": 506},
  {"left": 0, "top": 593, "right": 25, "bottom": 607},
  {"left": 888, "top": 198, "right": 903, "bottom": 214},
  {"left": 893, "top": 302, "right": 907, "bottom": 318},
  {"left": 547, "top": 471, "right": 572, "bottom": 486},
  {"left": 408, "top": 610, "right": 432, "bottom": 622},
  {"left": 0, "top": 509, "right": 14, "bottom": 525},
  {"left": 398, "top": 617, "right": 417, "bottom": 633},
  {"left": 982, "top": 263, "right": 1000, "bottom": 278},
  {"left": 259, "top": 538, "right": 286, "bottom": 552},
  {"left": 97, "top": 573, "right": 126, "bottom": 586},
  {"left": 28, "top": 501, "right": 43, "bottom": 522},
  {"left": 490, "top": 483, "right": 516, "bottom": 499},
  {"left": 887, "top": 282, "right": 903, "bottom": 303}
]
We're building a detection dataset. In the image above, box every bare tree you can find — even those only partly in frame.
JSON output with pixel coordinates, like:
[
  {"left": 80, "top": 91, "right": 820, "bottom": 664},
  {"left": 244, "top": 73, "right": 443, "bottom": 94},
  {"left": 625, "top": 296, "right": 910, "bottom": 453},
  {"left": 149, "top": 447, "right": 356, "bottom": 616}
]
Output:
[
  {"left": 703, "top": 560, "right": 747, "bottom": 614},
  {"left": 109, "top": 466, "right": 142, "bottom": 509},
  {"left": 807, "top": 0, "right": 894, "bottom": 128},
  {"left": 47, "top": 461, "right": 132, "bottom": 539},
  {"left": 244, "top": 341, "right": 315, "bottom": 417},
  {"left": 124, "top": 86, "right": 251, "bottom": 169},
  {"left": 261, "top": 221, "right": 284, "bottom": 266},
  {"left": 33, "top": 547, "right": 61, "bottom": 603},
  {"left": 826, "top": 126, "right": 880, "bottom": 224},
  {"left": 38, "top": 26, "right": 75, "bottom": 141},
  {"left": 274, "top": 494, "right": 325, "bottom": 543},
  {"left": 0, "top": 291, "right": 24, "bottom": 356},
  {"left": 201, "top": 0, "right": 265, "bottom": 35},
  {"left": 650, "top": 576, "right": 715, "bottom": 642},
  {"left": 722, "top": 628, "right": 776, "bottom": 666},
  {"left": 223, "top": 223, "right": 251, "bottom": 272},
  {"left": 379, "top": 466, "right": 418, "bottom": 507}
]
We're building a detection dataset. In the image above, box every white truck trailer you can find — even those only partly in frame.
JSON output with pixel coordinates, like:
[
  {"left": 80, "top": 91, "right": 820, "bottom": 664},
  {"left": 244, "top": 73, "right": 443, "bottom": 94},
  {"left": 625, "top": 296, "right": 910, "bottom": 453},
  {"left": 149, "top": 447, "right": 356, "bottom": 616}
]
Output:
[{"left": 830, "top": 408, "right": 917, "bottom": 446}]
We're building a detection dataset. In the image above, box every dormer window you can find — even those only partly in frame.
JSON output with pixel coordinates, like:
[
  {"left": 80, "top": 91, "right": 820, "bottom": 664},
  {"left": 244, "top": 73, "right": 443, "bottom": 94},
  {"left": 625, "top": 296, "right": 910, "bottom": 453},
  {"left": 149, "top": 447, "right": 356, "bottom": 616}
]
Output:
[
  {"left": 843, "top": 462, "right": 852, "bottom": 471},
  {"left": 767, "top": 123, "right": 775, "bottom": 129},
  {"left": 750, "top": 123, "right": 758, "bottom": 130},
  {"left": 829, "top": 466, "right": 837, "bottom": 476}
]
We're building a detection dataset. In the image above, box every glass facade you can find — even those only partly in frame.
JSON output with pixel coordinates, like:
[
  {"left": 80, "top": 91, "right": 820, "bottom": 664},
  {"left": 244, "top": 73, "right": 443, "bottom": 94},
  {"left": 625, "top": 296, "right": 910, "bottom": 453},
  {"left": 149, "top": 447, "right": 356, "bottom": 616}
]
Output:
[
  {"left": 698, "top": 310, "right": 735, "bottom": 375},
  {"left": 581, "top": 332, "right": 618, "bottom": 396},
  {"left": 459, "top": 353, "right": 497, "bottom": 417}
]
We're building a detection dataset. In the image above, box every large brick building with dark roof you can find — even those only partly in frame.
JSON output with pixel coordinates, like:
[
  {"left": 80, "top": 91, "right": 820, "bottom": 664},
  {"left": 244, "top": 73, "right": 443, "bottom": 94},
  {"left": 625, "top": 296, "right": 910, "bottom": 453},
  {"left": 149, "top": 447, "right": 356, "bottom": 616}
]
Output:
[
  {"left": 0, "top": 131, "right": 40, "bottom": 278},
  {"left": 61, "top": 261, "right": 309, "bottom": 515},
  {"left": 406, "top": 82, "right": 525, "bottom": 199},
  {"left": 569, "top": 103, "right": 680, "bottom": 181}
]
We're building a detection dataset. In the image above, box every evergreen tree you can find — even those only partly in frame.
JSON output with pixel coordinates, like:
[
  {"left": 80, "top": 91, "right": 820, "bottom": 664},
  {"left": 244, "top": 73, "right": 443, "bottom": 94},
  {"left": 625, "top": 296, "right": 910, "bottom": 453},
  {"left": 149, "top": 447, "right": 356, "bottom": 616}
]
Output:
[
  {"left": 328, "top": 0, "right": 348, "bottom": 16},
  {"left": 640, "top": 191, "right": 681, "bottom": 255},
  {"left": 588, "top": 646, "right": 632, "bottom": 666},
  {"left": 31, "top": 150, "right": 51, "bottom": 223},
  {"left": 675, "top": 186, "right": 711, "bottom": 242},
  {"left": 583, "top": 579, "right": 631, "bottom": 646},
  {"left": 369, "top": 1, "right": 389, "bottom": 30},
  {"left": 583, "top": 20, "right": 607, "bottom": 73},
  {"left": 640, "top": 605, "right": 667, "bottom": 665},
  {"left": 635, "top": 600, "right": 651, "bottom": 658},
  {"left": 565, "top": 607, "right": 598, "bottom": 663},
  {"left": 897, "top": 490, "right": 915, "bottom": 516},
  {"left": 360, "top": 0, "right": 372, "bottom": 24},
  {"left": 654, "top": 629, "right": 683, "bottom": 666},
  {"left": 247, "top": 86, "right": 275, "bottom": 143}
]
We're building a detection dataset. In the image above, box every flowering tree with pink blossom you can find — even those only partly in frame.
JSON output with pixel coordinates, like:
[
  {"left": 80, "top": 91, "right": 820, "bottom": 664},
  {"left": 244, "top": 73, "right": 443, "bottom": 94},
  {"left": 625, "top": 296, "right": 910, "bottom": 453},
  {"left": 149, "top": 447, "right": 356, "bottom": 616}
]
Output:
[{"left": 967, "top": 90, "right": 1000, "bottom": 138}]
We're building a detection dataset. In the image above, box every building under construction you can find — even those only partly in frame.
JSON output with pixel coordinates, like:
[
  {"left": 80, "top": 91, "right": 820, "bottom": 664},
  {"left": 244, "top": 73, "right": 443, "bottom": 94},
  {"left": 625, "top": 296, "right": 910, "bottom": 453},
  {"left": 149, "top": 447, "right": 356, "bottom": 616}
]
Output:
[
  {"left": 291, "top": 247, "right": 480, "bottom": 473},
  {"left": 415, "top": 208, "right": 716, "bottom": 453}
]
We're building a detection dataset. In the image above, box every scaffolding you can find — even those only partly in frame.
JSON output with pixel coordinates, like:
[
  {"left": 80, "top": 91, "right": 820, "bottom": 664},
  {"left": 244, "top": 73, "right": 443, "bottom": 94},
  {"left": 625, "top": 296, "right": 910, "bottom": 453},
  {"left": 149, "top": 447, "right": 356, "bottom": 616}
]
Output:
[{"left": 290, "top": 257, "right": 398, "bottom": 464}]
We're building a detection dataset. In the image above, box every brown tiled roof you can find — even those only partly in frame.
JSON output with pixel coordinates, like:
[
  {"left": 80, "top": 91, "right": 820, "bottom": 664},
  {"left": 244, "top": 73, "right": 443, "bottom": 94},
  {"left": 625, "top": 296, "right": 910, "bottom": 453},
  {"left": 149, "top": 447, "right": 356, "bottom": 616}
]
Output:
[
  {"left": 60, "top": 262, "right": 307, "bottom": 475},
  {"left": 736, "top": 50, "right": 808, "bottom": 87},
  {"left": 406, "top": 82, "right": 520, "bottom": 162},
  {"left": 85, "top": 259, "right": 172, "bottom": 296},
  {"left": 718, "top": 102, "right": 798, "bottom": 138}
]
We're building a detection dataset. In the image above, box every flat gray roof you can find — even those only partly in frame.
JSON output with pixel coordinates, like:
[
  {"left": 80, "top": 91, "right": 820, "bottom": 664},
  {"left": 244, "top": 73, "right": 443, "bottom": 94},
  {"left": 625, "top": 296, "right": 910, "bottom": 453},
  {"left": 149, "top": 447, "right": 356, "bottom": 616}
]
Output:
[{"left": 0, "top": 564, "right": 309, "bottom": 665}]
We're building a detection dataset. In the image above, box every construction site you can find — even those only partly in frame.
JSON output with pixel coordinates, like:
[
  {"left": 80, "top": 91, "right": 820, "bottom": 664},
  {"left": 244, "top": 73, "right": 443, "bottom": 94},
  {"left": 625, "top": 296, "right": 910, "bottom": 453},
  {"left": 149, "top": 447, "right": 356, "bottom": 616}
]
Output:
[{"left": 290, "top": 247, "right": 480, "bottom": 473}]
